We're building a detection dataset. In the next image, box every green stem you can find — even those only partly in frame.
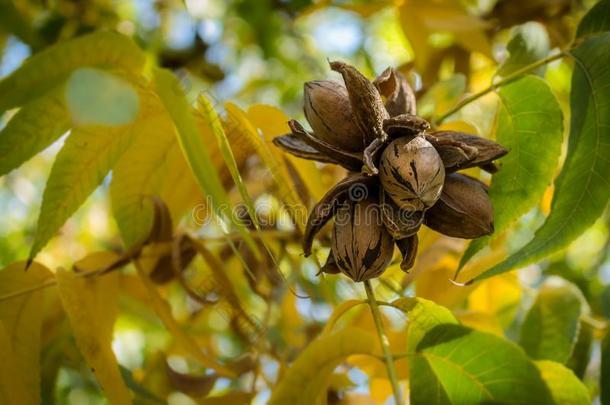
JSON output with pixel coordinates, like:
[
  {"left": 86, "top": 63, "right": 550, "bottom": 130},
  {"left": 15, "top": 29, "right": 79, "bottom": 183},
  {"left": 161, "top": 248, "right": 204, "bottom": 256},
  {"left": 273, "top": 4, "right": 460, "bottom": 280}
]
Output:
[
  {"left": 436, "top": 51, "right": 568, "bottom": 124},
  {"left": 364, "top": 280, "right": 403, "bottom": 404}
]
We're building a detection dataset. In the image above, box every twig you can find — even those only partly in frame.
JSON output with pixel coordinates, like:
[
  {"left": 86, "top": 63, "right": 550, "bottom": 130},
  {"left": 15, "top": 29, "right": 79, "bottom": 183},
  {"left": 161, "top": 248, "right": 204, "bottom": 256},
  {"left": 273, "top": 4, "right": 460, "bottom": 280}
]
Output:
[
  {"left": 364, "top": 279, "right": 403, "bottom": 404},
  {"left": 435, "top": 51, "right": 568, "bottom": 124}
]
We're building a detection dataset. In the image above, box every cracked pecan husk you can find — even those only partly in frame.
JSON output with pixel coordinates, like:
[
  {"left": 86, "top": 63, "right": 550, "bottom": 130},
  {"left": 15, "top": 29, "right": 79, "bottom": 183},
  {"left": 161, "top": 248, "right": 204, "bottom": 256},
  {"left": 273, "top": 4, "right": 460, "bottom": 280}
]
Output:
[
  {"left": 303, "top": 80, "right": 366, "bottom": 152},
  {"left": 271, "top": 60, "right": 510, "bottom": 282},
  {"left": 424, "top": 173, "right": 494, "bottom": 239},
  {"left": 374, "top": 67, "right": 417, "bottom": 117},
  {"left": 426, "top": 131, "right": 509, "bottom": 173},
  {"left": 331, "top": 197, "right": 394, "bottom": 282},
  {"left": 379, "top": 136, "right": 445, "bottom": 211}
]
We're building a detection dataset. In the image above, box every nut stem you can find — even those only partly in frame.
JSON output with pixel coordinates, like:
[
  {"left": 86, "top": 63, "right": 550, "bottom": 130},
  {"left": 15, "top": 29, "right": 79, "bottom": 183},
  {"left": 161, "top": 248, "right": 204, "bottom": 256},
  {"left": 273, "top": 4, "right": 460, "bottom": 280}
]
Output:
[{"left": 363, "top": 279, "right": 403, "bottom": 404}]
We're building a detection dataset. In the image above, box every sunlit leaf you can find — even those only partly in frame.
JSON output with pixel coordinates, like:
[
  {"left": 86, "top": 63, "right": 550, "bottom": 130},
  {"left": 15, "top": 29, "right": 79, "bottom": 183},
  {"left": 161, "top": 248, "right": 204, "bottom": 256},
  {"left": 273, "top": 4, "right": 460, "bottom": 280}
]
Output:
[
  {"left": 231, "top": 103, "right": 306, "bottom": 232},
  {"left": 195, "top": 95, "right": 261, "bottom": 260},
  {"left": 66, "top": 68, "right": 140, "bottom": 126},
  {"left": 519, "top": 281, "right": 584, "bottom": 363},
  {"left": 391, "top": 297, "right": 457, "bottom": 352},
  {"left": 497, "top": 22, "right": 550, "bottom": 77},
  {"left": 152, "top": 68, "right": 258, "bottom": 251},
  {"left": 456, "top": 311, "right": 504, "bottom": 336},
  {"left": 410, "top": 324, "right": 554, "bottom": 404},
  {"left": 460, "top": 75, "right": 563, "bottom": 269},
  {"left": 467, "top": 273, "right": 521, "bottom": 328},
  {"left": 0, "top": 31, "right": 146, "bottom": 113},
  {"left": 470, "top": 32, "right": 610, "bottom": 282},
  {"left": 535, "top": 360, "right": 590, "bottom": 405},
  {"left": 30, "top": 122, "right": 136, "bottom": 260},
  {"left": 0, "top": 261, "right": 52, "bottom": 405},
  {"left": 246, "top": 104, "right": 326, "bottom": 201},
  {"left": 268, "top": 328, "right": 375, "bottom": 405},
  {"left": 0, "top": 87, "right": 69, "bottom": 176},
  {"left": 110, "top": 93, "right": 201, "bottom": 245},
  {"left": 398, "top": 0, "right": 492, "bottom": 71},
  {"left": 322, "top": 299, "right": 367, "bottom": 335},
  {"left": 56, "top": 252, "right": 132, "bottom": 405}
]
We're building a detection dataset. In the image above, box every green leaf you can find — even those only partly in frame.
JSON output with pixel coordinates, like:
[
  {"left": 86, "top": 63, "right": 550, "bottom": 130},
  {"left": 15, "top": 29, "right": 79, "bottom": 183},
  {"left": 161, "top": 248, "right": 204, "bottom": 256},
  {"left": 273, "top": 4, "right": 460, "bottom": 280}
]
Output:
[
  {"left": 268, "top": 328, "right": 375, "bottom": 405},
  {"left": 470, "top": 33, "right": 610, "bottom": 283},
  {"left": 566, "top": 321, "right": 593, "bottom": 378},
  {"left": 0, "top": 87, "right": 70, "bottom": 176},
  {"left": 66, "top": 68, "right": 140, "bottom": 126},
  {"left": 391, "top": 297, "right": 457, "bottom": 353},
  {"left": 0, "top": 31, "right": 146, "bottom": 113},
  {"left": 196, "top": 95, "right": 262, "bottom": 260},
  {"left": 110, "top": 104, "right": 194, "bottom": 245},
  {"left": 576, "top": 0, "right": 610, "bottom": 38},
  {"left": 535, "top": 360, "right": 590, "bottom": 405},
  {"left": 30, "top": 123, "right": 135, "bottom": 259},
  {"left": 519, "top": 281, "right": 583, "bottom": 363},
  {"left": 460, "top": 75, "right": 563, "bottom": 269},
  {"left": 410, "top": 324, "right": 554, "bottom": 405},
  {"left": 497, "top": 22, "right": 550, "bottom": 77},
  {"left": 152, "top": 68, "right": 259, "bottom": 254},
  {"left": 602, "top": 332, "right": 610, "bottom": 405}
]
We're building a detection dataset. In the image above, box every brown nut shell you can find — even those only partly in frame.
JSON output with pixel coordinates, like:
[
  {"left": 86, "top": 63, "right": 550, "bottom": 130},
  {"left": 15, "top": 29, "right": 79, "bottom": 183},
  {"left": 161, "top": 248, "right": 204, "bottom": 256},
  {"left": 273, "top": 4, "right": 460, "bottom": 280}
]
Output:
[
  {"left": 331, "top": 198, "right": 394, "bottom": 282},
  {"left": 379, "top": 136, "right": 445, "bottom": 211},
  {"left": 424, "top": 173, "right": 494, "bottom": 239},
  {"left": 329, "top": 60, "right": 389, "bottom": 144},
  {"left": 304, "top": 80, "right": 366, "bottom": 152}
]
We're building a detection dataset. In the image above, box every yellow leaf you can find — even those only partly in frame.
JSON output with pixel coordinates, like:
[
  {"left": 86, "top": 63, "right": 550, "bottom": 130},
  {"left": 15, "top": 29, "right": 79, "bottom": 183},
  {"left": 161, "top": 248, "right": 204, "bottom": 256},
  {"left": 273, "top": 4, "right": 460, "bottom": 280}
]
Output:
[
  {"left": 247, "top": 104, "right": 326, "bottom": 201},
  {"left": 111, "top": 91, "right": 202, "bottom": 245},
  {"left": 415, "top": 254, "right": 468, "bottom": 308},
  {"left": 153, "top": 68, "right": 258, "bottom": 252},
  {"left": 0, "top": 325, "right": 32, "bottom": 405},
  {"left": 280, "top": 292, "right": 306, "bottom": 347},
  {"left": 436, "top": 119, "right": 479, "bottom": 134},
  {"left": 541, "top": 184, "right": 554, "bottom": 215},
  {"left": 224, "top": 102, "right": 306, "bottom": 232},
  {"left": 269, "top": 328, "right": 375, "bottom": 405},
  {"left": 397, "top": 0, "right": 492, "bottom": 71},
  {"left": 56, "top": 252, "right": 132, "bottom": 405},
  {"left": 322, "top": 299, "right": 367, "bottom": 335},
  {"left": 349, "top": 308, "right": 408, "bottom": 380},
  {"left": 0, "top": 261, "right": 52, "bottom": 405},
  {"left": 457, "top": 311, "right": 504, "bottom": 336},
  {"left": 370, "top": 378, "right": 393, "bottom": 404},
  {"left": 468, "top": 272, "right": 521, "bottom": 327}
]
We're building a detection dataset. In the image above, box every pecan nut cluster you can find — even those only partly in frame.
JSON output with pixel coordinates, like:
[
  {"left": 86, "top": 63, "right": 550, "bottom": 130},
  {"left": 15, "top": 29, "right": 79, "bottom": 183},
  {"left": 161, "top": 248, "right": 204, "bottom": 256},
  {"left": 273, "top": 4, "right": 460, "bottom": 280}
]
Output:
[{"left": 274, "top": 61, "right": 508, "bottom": 282}]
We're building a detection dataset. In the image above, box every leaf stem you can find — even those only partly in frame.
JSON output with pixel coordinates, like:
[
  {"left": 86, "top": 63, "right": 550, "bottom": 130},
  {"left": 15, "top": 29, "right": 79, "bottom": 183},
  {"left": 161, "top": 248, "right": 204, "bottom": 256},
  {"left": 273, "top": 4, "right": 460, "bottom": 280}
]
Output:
[
  {"left": 436, "top": 51, "right": 568, "bottom": 124},
  {"left": 363, "top": 279, "right": 403, "bottom": 404}
]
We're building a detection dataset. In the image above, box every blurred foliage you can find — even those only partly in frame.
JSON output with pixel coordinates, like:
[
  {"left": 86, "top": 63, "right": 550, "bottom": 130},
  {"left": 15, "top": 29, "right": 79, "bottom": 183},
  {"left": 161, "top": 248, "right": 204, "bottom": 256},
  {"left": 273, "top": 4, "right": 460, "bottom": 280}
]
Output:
[{"left": 0, "top": 0, "right": 609, "bottom": 404}]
